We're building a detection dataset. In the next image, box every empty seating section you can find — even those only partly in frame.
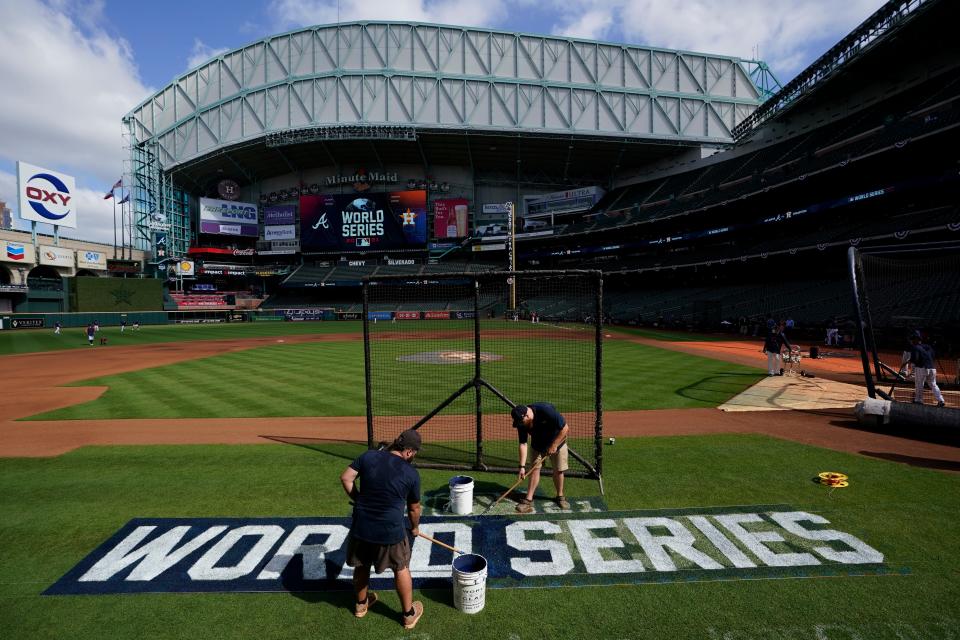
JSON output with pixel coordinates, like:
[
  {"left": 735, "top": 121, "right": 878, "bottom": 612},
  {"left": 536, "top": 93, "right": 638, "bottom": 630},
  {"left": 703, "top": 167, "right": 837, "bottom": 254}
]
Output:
[
  {"left": 560, "top": 70, "right": 960, "bottom": 236},
  {"left": 606, "top": 280, "right": 851, "bottom": 327}
]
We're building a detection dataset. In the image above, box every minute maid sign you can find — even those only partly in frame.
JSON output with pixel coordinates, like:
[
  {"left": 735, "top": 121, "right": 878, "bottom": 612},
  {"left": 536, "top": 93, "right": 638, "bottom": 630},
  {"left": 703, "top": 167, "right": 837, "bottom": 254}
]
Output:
[{"left": 45, "top": 507, "right": 887, "bottom": 596}]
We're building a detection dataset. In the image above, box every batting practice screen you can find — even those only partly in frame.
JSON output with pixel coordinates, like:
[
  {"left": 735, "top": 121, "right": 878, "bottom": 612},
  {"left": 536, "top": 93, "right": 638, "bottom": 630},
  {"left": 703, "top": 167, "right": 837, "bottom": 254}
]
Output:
[
  {"left": 848, "top": 246, "right": 959, "bottom": 406},
  {"left": 363, "top": 270, "right": 603, "bottom": 479}
]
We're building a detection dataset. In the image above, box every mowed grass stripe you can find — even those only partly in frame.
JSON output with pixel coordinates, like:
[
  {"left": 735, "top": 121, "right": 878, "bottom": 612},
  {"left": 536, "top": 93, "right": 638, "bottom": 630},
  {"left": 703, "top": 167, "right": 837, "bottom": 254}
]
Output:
[
  {"left": 1, "top": 436, "right": 959, "bottom": 639},
  {"left": 25, "top": 339, "right": 762, "bottom": 420}
]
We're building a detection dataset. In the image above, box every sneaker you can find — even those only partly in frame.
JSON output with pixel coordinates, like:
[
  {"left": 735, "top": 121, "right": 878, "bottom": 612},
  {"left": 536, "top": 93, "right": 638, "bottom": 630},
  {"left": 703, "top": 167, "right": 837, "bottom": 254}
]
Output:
[
  {"left": 402, "top": 601, "right": 424, "bottom": 629},
  {"left": 515, "top": 498, "right": 533, "bottom": 514},
  {"left": 938, "top": 401, "right": 946, "bottom": 408},
  {"left": 354, "top": 591, "right": 377, "bottom": 618},
  {"left": 555, "top": 496, "right": 570, "bottom": 510}
]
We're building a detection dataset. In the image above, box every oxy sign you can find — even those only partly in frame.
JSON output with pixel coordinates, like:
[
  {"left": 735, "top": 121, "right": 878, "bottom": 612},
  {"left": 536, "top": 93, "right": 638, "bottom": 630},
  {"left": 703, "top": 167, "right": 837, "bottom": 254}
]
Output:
[
  {"left": 45, "top": 507, "right": 888, "bottom": 596},
  {"left": 17, "top": 161, "right": 77, "bottom": 228}
]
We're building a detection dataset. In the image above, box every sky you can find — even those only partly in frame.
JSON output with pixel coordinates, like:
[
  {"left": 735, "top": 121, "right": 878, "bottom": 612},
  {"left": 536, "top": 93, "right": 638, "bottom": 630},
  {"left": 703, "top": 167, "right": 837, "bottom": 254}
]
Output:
[{"left": 0, "top": 0, "right": 888, "bottom": 244}]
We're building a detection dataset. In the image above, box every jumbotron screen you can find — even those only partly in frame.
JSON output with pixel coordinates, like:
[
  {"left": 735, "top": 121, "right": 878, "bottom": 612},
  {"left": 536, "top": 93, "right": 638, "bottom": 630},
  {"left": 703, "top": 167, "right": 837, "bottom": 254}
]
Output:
[{"left": 299, "top": 190, "right": 427, "bottom": 251}]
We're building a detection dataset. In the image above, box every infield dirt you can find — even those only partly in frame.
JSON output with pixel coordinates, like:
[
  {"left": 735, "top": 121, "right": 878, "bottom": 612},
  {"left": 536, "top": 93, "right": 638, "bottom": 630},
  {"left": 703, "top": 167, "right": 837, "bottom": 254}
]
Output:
[{"left": 1, "top": 332, "right": 957, "bottom": 471}]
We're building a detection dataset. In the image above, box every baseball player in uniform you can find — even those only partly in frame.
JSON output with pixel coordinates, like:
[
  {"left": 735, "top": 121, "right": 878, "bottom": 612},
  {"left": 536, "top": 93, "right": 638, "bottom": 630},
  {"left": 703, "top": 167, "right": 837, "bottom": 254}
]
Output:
[{"left": 907, "top": 333, "right": 945, "bottom": 407}]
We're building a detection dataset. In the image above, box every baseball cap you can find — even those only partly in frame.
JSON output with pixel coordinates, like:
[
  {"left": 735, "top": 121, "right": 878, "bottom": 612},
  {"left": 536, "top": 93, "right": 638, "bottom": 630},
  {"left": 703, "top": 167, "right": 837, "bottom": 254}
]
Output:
[
  {"left": 511, "top": 404, "right": 530, "bottom": 429},
  {"left": 395, "top": 429, "right": 421, "bottom": 451}
]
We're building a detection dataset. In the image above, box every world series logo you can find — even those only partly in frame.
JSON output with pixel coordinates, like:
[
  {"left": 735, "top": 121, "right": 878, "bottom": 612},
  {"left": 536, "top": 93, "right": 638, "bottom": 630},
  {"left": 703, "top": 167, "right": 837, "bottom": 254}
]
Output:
[{"left": 45, "top": 506, "right": 889, "bottom": 596}]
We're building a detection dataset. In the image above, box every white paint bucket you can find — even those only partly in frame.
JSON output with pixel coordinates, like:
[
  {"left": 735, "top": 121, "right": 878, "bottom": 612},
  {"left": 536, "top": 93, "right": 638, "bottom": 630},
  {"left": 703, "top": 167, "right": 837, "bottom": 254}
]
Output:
[
  {"left": 448, "top": 475, "right": 474, "bottom": 515},
  {"left": 452, "top": 553, "right": 487, "bottom": 614}
]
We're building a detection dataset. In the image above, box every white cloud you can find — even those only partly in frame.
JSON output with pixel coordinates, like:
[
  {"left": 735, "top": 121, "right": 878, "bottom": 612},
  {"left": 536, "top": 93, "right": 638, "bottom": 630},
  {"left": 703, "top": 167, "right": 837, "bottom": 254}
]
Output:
[
  {"left": 267, "top": 0, "right": 507, "bottom": 32},
  {"left": 545, "top": 0, "right": 887, "bottom": 82},
  {"left": 186, "top": 39, "right": 231, "bottom": 71},
  {"left": 0, "top": 0, "right": 151, "bottom": 184},
  {"left": 0, "top": 0, "right": 152, "bottom": 244}
]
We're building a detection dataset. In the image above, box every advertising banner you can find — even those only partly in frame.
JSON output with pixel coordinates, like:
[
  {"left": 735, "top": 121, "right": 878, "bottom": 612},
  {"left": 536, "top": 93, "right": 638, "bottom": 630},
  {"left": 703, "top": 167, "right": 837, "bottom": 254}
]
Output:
[
  {"left": 263, "top": 205, "right": 296, "bottom": 226},
  {"left": 337, "top": 312, "right": 362, "bottom": 320},
  {"left": 367, "top": 311, "right": 393, "bottom": 321},
  {"left": 482, "top": 203, "right": 510, "bottom": 214},
  {"left": 423, "top": 311, "right": 450, "bottom": 320},
  {"left": 77, "top": 250, "right": 107, "bottom": 270},
  {"left": 154, "top": 232, "right": 168, "bottom": 259},
  {"left": 199, "top": 198, "right": 259, "bottom": 237},
  {"left": 17, "top": 161, "right": 77, "bottom": 229},
  {"left": 176, "top": 260, "right": 195, "bottom": 276},
  {"left": 299, "top": 191, "right": 427, "bottom": 252},
  {"left": 284, "top": 308, "right": 335, "bottom": 321},
  {"left": 2, "top": 241, "right": 35, "bottom": 264},
  {"left": 265, "top": 225, "right": 296, "bottom": 241},
  {"left": 10, "top": 317, "right": 44, "bottom": 329},
  {"left": 38, "top": 245, "right": 74, "bottom": 267},
  {"left": 395, "top": 311, "right": 420, "bottom": 320},
  {"left": 433, "top": 198, "right": 469, "bottom": 238}
]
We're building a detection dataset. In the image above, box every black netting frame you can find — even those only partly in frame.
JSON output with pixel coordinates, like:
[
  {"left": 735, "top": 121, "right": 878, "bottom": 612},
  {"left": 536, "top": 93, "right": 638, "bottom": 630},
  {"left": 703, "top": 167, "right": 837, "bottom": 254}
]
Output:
[
  {"left": 363, "top": 270, "right": 603, "bottom": 485},
  {"left": 848, "top": 244, "right": 960, "bottom": 405}
]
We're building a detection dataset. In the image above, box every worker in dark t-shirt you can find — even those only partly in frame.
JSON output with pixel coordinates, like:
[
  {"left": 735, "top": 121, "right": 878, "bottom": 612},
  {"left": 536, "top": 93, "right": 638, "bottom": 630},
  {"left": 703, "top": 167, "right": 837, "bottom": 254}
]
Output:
[
  {"left": 340, "top": 429, "right": 424, "bottom": 629},
  {"left": 511, "top": 402, "right": 570, "bottom": 513}
]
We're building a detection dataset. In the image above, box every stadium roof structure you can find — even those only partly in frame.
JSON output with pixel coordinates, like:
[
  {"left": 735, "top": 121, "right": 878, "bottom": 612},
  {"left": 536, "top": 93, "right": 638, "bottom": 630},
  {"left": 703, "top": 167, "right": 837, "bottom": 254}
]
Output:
[
  {"left": 123, "top": 21, "right": 772, "bottom": 181},
  {"left": 734, "top": 0, "right": 949, "bottom": 140}
]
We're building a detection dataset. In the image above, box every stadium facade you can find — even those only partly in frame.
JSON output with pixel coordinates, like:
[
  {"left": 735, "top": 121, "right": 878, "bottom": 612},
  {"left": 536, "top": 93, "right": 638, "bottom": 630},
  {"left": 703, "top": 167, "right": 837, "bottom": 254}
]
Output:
[{"left": 122, "top": 21, "right": 774, "bottom": 278}]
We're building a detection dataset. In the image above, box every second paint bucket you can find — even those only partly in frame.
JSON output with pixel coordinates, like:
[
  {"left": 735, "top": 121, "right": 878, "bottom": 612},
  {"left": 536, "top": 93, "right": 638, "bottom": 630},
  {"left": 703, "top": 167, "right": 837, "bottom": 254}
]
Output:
[{"left": 448, "top": 475, "right": 474, "bottom": 515}]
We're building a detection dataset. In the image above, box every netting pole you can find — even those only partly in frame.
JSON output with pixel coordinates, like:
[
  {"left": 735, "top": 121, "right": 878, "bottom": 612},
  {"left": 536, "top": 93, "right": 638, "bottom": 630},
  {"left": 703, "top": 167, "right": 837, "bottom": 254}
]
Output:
[
  {"left": 474, "top": 277, "right": 484, "bottom": 470},
  {"left": 362, "top": 281, "right": 374, "bottom": 448},
  {"left": 847, "top": 247, "right": 877, "bottom": 399},
  {"left": 594, "top": 271, "right": 604, "bottom": 481}
]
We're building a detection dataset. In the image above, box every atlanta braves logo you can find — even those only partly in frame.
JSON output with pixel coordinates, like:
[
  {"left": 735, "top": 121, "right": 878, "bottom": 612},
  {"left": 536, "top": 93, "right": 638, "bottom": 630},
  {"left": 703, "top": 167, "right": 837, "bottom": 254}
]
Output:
[{"left": 312, "top": 213, "right": 330, "bottom": 230}]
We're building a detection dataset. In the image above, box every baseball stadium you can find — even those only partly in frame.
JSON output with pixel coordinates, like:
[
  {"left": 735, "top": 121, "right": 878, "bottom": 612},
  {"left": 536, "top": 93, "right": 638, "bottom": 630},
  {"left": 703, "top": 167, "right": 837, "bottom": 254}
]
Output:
[{"left": 2, "top": 0, "right": 960, "bottom": 638}]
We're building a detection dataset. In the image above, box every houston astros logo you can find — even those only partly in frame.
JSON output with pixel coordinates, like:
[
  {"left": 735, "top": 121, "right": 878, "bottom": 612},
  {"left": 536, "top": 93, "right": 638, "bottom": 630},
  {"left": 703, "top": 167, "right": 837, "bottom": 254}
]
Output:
[{"left": 24, "top": 172, "right": 72, "bottom": 221}]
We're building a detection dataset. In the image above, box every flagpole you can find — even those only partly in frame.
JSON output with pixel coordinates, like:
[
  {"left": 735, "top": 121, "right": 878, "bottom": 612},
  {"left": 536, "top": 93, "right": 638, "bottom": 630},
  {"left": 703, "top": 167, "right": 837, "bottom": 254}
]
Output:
[
  {"left": 120, "top": 193, "right": 125, "bottom": 260},
  {"left": 112, "top": 195, "right": 117, "bottom": 259}
]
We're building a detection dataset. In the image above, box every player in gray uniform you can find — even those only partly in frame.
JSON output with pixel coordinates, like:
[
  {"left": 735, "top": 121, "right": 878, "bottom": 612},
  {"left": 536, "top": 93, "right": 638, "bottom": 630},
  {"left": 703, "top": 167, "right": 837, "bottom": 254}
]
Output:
[{"left": 907, "top": 333, "right": 945, "bottom": 407}]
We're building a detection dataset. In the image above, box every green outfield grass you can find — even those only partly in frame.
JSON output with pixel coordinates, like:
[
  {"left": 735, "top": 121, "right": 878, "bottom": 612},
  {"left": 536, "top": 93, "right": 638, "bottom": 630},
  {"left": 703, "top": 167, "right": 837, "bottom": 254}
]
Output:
[
  {"left": 24, "top": 338, "right": 763, "bottom": 420},
  {"left": 1, "top": 435, "right": 958, "bottom": 639},
  {"left": 0, "top": 320, "right": 737, "bottom": 357},
  {"left": 0, "top": 321, "right": 366, "bottom": 356}
]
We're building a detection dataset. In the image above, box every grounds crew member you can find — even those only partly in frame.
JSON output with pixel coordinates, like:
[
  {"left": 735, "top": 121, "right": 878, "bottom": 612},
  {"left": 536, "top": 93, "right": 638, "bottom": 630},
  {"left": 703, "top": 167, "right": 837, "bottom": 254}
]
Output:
[
  {"left": 512, "top": 403, "right": 570, "bottom": 513},
  {"left": 340, "top": 429, "right": 424, "bottom": 629}
]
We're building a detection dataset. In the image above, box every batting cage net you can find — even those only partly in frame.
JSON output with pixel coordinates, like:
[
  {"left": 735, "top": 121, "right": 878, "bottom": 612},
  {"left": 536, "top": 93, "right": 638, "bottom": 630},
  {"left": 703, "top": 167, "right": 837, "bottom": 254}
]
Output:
[
  {"left": 848, "top": 245, "right": 960, "bottom": 406},
  {"left": 363, "top": 270, "right": 603, "bottom": 479}
]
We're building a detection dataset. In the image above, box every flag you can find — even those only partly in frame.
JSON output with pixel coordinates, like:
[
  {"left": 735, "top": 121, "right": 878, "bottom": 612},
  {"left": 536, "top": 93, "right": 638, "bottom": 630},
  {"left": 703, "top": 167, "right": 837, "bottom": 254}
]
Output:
[
  {"left": 118, "top": 194, "right": 130, "bottom": 204},
  {"left": 104, "top": 179, "right": 122, "bottom": 199}
]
